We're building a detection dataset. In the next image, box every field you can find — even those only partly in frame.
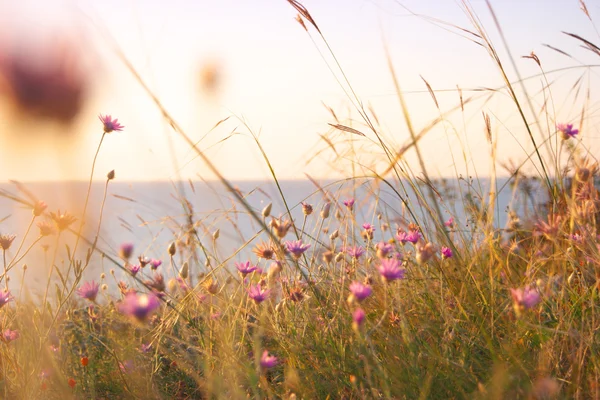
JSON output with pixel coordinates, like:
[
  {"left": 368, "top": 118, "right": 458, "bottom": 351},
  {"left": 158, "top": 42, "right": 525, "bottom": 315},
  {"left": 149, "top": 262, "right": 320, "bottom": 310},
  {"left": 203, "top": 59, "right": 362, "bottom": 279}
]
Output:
[{"left": 0, "top": 1, "right": 599, "bottom": 399}]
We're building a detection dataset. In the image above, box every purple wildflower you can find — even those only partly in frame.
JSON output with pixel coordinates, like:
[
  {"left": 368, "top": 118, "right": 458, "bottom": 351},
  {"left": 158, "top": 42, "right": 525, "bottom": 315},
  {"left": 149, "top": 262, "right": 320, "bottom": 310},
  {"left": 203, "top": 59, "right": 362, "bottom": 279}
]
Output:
[
  {"left": 99, "top": 114, "right": 124, "bottom": 133},
  {"left": 128, "top": 264, "right": 141, "bottom": 276},
  {"left": 248, "top": 284, "right": 270, "bottom": 304},
  {"left": 557, "top": 123, "right": 579, "bottom": 140},
  {"left": 376, "top": 242, "right": 394, "bottom": 258},
  {"left": 349, "top": 281, "right": 372, "bottom": 302},
  {"left": 396, "top": 229, "right": 421, "bottom": 244},
  {"left": 441, "top": 246, "right": 453, "bottom": 259},
  {"left": 119, "top": 292, "right": 161, "bottom": 322},
  {"left": 377, "top": 259, "right": 406, "bottom": 282},
  {"left": 285, "top": 240, "right": 310, "bottom": 259},
  {"left": 343, "top": 198, "right": 355, "bottom": 209},
  {"left": 510, "top": 287, "right": 541, "bottom": 310},
  {"left": 235, "top": 261, "right": 258, "bottom": 276},
  {"left": 76, "top": 281, "right": 99, "bottom": 302},
  {"left": 362, "top": 223, "right": 375, "bottom": 240},
  {"left": 345, "top": 246, "right": 365, "bottom": 259},
  {"left": 260, "top": 350, "right": 279, "bottom": 369},
  {"left": 352, "top": 308, "right": 366, "bottom": 329},
  {"left": 2, "top": 329, "right": 19, "bottom": 342},
  {"left": 0, "top": 291, "right": 13, "bottom": 308},
  {"left": 118, "top": 243, "right": 134, "bottom": 260},
  {"left": 444, "top": 217, "right": 454, "bottom": 228},
  {"left": 150, "top": 259, "right": 162, "bottom": 270}
]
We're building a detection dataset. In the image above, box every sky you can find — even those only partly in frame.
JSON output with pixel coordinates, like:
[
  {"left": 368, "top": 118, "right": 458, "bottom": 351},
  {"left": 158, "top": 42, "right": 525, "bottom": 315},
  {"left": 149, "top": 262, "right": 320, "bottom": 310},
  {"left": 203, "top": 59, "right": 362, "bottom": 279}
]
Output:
[{"left": 0, "top": 0, "right": 599, "bottom": 181}]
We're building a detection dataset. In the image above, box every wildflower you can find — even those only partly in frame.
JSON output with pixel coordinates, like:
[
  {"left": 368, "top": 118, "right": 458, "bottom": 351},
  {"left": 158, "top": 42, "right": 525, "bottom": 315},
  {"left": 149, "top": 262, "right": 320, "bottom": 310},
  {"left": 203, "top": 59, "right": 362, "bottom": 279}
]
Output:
[
  {"left": 376, "top": 242, "right": 393, "bottom": 258},
  {"left": 260, "top": 350, "right": 279, "bottom": 370},
  {"left": 76, "top": 281, "right": 99, "bottom": 302},
  {"left": 352, "top": 308, "right": 366, "bottom": 330},
  {"left": 557, "top": 123, "right": 579, "bottom": 140},
  {"left": 0, "top": 234, "right": 16, "bottom": 250},
  {"left": 138, "top": 255, "right": 150, "bottom": 268},
  {"left": 361, "top": 223, "right": 375, "bottom": 240},
  {"left": 301, "top": 202, "right": 313, "bottom": 216},
  {"left": 119, "top": 292, "right": 161, "bottom": 322},
  {"left": 98, "top": 114, "right": 124, "bottom": 133},
  {"left": 345, "top": 246, "right": 365, "bottom": 259},
  {"left": 68, "top": 378, "right": 76, "bottom": 389},
  {"left": 140, "top": 343, "right": 152, "bottom": 353},
  {"left": 396, "top": 229, "right": 421, "bottom": 244},
  {"left": 145, "top": 273, "right": 166, "bottom": 293},
  {"left": 287, "top": 286, "right": 305, "bottom": 302},
  {"left": 416, "top": 242, "right": 435, "bottom": 265},
  {"left": 33, "top": 200, "right": 48, "bottom": 217},
  {"left": 2, "top": 329, "right": 19, "bottom": 342},
  {"left": 149, "top": 259, "right": 162, "bottom": 270},
  {"left": 248, "top": 284, "right": 270, "bottom": 304},
  {"left": 50, "top": 210, "right": 77, "bottom": 231},
  {"left": 118, "top": 243, "right": 134, "bottom": 260},
  {"left": 203, "top": 278, "right": 219, "bottom": 295},
  {"left": 348, "top": 281, "right": 372, "bottom": 302},
  {"left": 377, "top": 259, "right": 406, "bottom": 282},
  {"left": 252, "top": 242, "right": 275, "bottom": 260},
  {"left": 285, "top": 240, "right": 310, "bottom": 259},
  {"left": 441, "top": 246, "right": 453, "bottom": 259},
  {"left": 236, "top": 261, "right": 258, "bottom": 276},
  {"left": 444, "top": 217, "right": 454, "bottom": 228},
  {"left": 510, "top": 286, "right": 541, "bottom": 315},
  {"left": 36, "top": 221, "right": 56, "bottom": 237},
  {"left": 128, "top": 264, "right": 141, "bottom": 276},
  {"left": 271, "top": 217, "right": 293, "bottom": 239},
  {"left": 0, "top": 291, "right": 13, "bottom": 308},
  {"left": 80, "top": 357, "right": 89, "bottom": 367},
  {"left": 343, "top": 198, "right": 355, "bottom": 209},
  {"left": 535, "top": 214, "right": 562, "bottom": 240}
]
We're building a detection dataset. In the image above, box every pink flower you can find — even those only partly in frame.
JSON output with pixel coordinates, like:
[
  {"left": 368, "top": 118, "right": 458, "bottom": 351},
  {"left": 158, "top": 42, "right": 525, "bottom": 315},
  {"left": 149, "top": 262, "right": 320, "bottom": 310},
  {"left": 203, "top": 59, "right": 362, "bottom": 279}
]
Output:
[
  {"left": 260, "top": 350, "right": 279, "bottom": 369},
  {"left": 248, "top": 284, "right": 270, "bottom": 304},
  {"left": 345, "top": 246, "right": 365, "bottom": 259},
  {"left": 118, "top": 243, "right": 134, "bottom": 260},
  {"left": 352, "top": 308, "right": 366, "bottom": 329},
  {"left": 98, "top": 114, "right": 124, "bottom": 133},
  {"left": 76, "top": 281, "right": 99, "bottom": 302},
  {"left": 128, "top": 264, "right": 141, "bottom": 276},
  {"left": 285, "top": 240, "right": 310, "bottom": 259},
  {"left": 377, "top": 259, "right": 406, "bottom": 282},
  {"left": 349, "top": 281, "right": 372, "bottom": 302},
  {"left": 444, "top": 217, "right": 454, "bottom": 228},
  {"left": 376, "top": 242, "right": 394, "bottom": 258},
  {"left": 149, "top": 259, "right": 162, "bottom": 270},
  {"left": 2, "top": 329, "right": 19, "bottom": 342},
  {"left": 235, "top": 261, "right": 258, "bottom": 276},
  {"left": 557, "top": 123, "right": 579, "bottom": 140},
  {"left": 362, "top": 223, "right": 375, "bottom": 240},
  {"left": 343, "top": 198, "right": 355, "bottom": 209},
  {"left": 441, "top": 246, "right": 453, "bottom": 259},
  {"left": 118, "top": 292, "right": 161, "bottom": 322},
  {"left": 396, "top": 229, "right": 421, "bottom": 244},
  {"left": 0, "top": 290, "right": 13, "bottom": 308},
  {"left": 510, "top": 287, "right": 541, "bottom": 311}
]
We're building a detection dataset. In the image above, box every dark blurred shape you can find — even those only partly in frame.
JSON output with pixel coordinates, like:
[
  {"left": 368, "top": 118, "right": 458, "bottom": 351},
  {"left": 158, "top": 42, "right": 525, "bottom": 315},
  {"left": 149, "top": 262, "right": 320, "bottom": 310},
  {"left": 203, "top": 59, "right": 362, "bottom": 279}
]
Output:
[
  {"left": 198, "top": 59, "right": 222, "bottom": 95},
  {"left": 0, "top": 36, "right": 89, "bottom": 125}
]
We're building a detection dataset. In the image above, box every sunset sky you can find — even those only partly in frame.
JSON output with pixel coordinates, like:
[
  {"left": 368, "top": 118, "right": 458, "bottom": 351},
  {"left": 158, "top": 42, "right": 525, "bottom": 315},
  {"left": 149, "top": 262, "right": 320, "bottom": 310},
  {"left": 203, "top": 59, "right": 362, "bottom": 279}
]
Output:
[{"left": 0, "top": 0, "right": 598, "bottom": 181}]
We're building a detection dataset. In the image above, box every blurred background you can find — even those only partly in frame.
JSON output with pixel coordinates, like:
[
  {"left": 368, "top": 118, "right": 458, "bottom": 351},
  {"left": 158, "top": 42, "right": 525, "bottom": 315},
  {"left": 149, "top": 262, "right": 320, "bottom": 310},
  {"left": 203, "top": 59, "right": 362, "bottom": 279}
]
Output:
[{"left": 0, "top": 0, "right": 598, "bottom": 183}]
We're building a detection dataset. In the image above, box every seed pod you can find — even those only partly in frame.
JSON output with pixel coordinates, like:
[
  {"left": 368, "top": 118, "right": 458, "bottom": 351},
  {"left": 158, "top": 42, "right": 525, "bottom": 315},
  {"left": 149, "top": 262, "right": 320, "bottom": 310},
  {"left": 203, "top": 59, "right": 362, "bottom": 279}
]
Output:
[
  {"left": 179, "top": 262, "right": 189, "bottom": 279},
  {"left": 321, "top": 202, "right": 331, "bottom": 219},
  {"left": 107, "top": 170, "right": 115, "bottom": 180},
  {"left": 168, "top": 242, "right": 176, "bottom": 256}
]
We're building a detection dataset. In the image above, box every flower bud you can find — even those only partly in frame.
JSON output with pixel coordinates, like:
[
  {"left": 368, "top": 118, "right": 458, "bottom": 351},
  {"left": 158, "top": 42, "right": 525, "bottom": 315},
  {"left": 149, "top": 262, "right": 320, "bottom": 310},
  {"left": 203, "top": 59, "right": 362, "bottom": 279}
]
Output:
[
  {"left": 262, "top": 203, "right": 272, "bottom": 218},
  {"left": 107, "top": 170, "right": 115, "bottom": 180},
  {"left": 320, "top": 202, "right": 331, "bottom": 219},
  {"left": 179, "top": 262, "right": 189, "bottom": 279},
  {"left": 168, "top": 242, "right": 176, "bottom": 256}
]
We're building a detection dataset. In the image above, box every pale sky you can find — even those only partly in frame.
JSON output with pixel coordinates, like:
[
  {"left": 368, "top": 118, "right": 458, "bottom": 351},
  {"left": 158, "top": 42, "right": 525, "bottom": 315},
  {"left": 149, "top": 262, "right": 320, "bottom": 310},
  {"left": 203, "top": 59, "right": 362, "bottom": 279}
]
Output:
[{"left": 0, "top": 0, "right": 599, "bottom": 181}]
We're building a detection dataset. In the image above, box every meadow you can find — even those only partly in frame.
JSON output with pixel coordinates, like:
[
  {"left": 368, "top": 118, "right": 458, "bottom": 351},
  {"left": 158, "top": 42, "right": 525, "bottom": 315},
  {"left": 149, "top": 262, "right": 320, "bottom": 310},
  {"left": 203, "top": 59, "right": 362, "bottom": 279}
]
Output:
[{"left": 0, "top": 1, "right": 599, "bottom": 399}]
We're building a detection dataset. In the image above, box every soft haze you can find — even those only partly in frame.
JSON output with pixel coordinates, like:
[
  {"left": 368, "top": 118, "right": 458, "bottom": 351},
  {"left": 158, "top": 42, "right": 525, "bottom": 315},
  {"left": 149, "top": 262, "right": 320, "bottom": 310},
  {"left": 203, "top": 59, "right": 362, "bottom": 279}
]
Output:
[{"left": 0, "top": 0, "right": 598, "bottom": 181}]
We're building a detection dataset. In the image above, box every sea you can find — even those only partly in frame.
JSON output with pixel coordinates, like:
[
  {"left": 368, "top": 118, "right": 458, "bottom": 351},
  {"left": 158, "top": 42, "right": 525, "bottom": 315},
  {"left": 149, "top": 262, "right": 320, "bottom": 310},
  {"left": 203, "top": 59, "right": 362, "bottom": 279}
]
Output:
[{"left": 0, "top": 177, "right": 548, "bottom": 298}]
